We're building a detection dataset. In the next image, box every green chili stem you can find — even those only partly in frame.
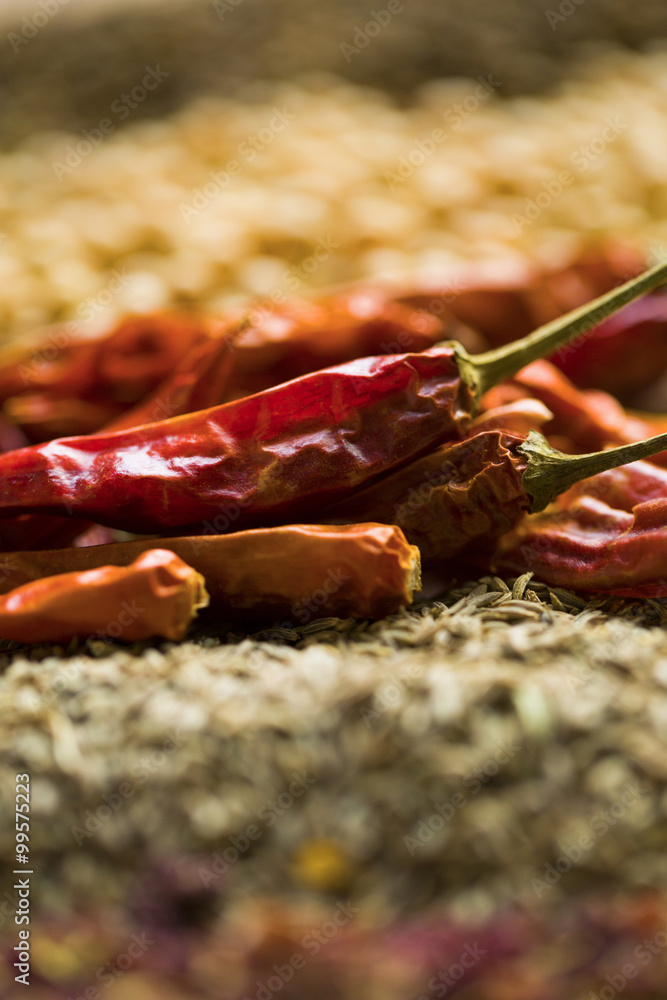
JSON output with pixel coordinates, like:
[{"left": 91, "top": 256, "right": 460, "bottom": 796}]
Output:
[
  {"left": 453, "top": 260, "right": 667, "bottom": 400},
  {"left": 519, "top": 429, "right": 667, "bottom": 512}
]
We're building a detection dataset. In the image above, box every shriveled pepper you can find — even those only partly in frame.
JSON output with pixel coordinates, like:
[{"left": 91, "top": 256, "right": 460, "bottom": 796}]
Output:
[
  {"left": 0, "top": 265, "right": 661, "bottom": 542},
  {"left": 0, "top": 327, "right": 242, "bottom": 553},
  {"left": 0, "top": 524, "right": 420, "bottom": 622},
  {"left": 0, "top": 311, "right": 217, "bottom": 440},
  {"left": 218, "top": 288, "right": 477, "bottom": 402},
  {"left": 320, "top": 428, "right": 667, "bottom": 566},
  {"left": 0, "top": 549, "right": 208, "bottom": 643},
  {"left": 491, "top": 459, "right": 667, "bottom": 598}
]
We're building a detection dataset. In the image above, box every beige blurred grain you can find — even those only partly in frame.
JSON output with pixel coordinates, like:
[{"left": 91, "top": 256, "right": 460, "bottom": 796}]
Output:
[{"left": 1, "top": 48, "right": 667, "bottom": 342}]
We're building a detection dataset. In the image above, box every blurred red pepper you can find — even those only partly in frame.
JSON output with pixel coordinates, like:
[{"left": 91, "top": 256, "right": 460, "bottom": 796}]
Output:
[{"left": 400, "top": 243, "right": 667, "bottom": 400}]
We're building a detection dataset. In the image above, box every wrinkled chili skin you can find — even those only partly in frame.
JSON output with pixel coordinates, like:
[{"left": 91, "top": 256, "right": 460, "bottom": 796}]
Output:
[
  {"left": 0, "top": 523, "right": 420, "bottom": 621},
  {"left": 321, "top": 430, "right": 529, "bottom": 564},
  {"left": 492, "top": 460, "right": 667, "bottom": 596},
  {"left": 0, "top": 333, "right": 239, "bottom": 552},
  {"left": 0, "top": 549, "right": 207, "bottom": 643},
  {"left": 0, "top": 347, "right": 474, "bottom": 538}
]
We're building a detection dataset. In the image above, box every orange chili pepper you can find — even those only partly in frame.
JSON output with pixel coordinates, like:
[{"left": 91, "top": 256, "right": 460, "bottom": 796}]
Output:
[
  {"left": 0, "top": 549, "right": 208, "bottom": 644},
  {"left": 0, "top": 524, "right": 420, "bottom": 623}
]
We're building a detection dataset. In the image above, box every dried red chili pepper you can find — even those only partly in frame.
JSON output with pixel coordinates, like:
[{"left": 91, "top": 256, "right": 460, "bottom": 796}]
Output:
[
  {"left": 219, "top": 288, "right": 477, "bottom": 402},
  {"left": 0, "top": 264, "right": 660, "bottom": 543},
  {"left": 0, "top": 311, "right": 216, "bottom": 440},
  {"left": 0, "top": 323, "right": 243, "bottom": 552},
  {"left": 0, "top": 524, "right": 420, "bottom": 622},
  {"left": 0, "top": 549, "right": 208, "bottom": 643},
  {"left": 320, "top": 427, "right": 667, "bottom": 566},
  {"left": 549, "top": 293, "right": 667, "bottom": 397},
  {"left": 401, "top": 244, "right": 667, "bottom": 399},
  {"left": 491, "top": 459, "right": 667, "bottom": 598}
]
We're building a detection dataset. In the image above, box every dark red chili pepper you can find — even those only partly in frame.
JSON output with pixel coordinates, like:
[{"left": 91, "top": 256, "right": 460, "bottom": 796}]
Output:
[
  {"left": 492, "top": 459, "right": 667, "bottom": 598},
  {"left": 320, "top": 427, "right": 667, "bottom": 566},
  {"left": 0, "top": 265, "right": 661, "bottom": 543}
]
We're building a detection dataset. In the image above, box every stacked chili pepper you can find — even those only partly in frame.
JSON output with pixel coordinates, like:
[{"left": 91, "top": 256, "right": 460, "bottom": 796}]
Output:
[{"left": 1, "top": 247, "right": 667, "bottom": 642}]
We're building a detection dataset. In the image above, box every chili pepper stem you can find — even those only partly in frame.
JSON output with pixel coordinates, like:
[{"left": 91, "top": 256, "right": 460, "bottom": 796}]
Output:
[
  {"left": 520, "top": 429, "right": 667, "bottom": 512},
  {"left": 452, "top": 261, "right": 667, "bottom": 400}
]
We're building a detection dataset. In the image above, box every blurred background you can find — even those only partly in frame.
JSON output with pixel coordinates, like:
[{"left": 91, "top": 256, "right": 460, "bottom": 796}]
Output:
[{"left": 0, "top": 0, "right": 666, "bottom": 343}]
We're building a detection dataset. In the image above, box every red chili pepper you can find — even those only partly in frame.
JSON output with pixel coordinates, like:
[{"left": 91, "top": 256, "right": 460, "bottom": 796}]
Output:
[
  {"left": 219, "top": 288, "right": 476, "bottom": 402},
  {"left": 0, "top": 311, "right": 216, "bottom": 440},
  {"left": 0, "top": 326, "right": 242, "bottom": 553},
  {"left": 492, "top": 459, "right": 667, "bottom": 598},
  {"left": 0, "top": 266, "right": 660, "bottom": 542},
  {"left": 401, "top": 244, "right": 667, "bottom": 399},
  {"left": 320, "top": 427, "right": 667, "bottom": 566}
]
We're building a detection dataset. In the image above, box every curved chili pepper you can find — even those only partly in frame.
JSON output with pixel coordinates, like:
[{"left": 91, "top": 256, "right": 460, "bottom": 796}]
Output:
[
  {"left": 320, "top": 428, "right": 667, "bottom": 566},
  {"left": 0, "top": 549, "right": 208, "bottom": 643},
  {"left": 0, "top": 524, "right": 420, "bottom": 622},
  {"left": 0, "top": 265, "right": 661, "bottom": 542}
]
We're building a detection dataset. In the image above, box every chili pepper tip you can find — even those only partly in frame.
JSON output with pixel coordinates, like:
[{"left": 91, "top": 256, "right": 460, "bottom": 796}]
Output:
[
  {"left": 520, "top": 428, "right": 667, "bottom": 512},
  {"left": 456, "top": 260, "right": 667, "bottom": 399}
]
